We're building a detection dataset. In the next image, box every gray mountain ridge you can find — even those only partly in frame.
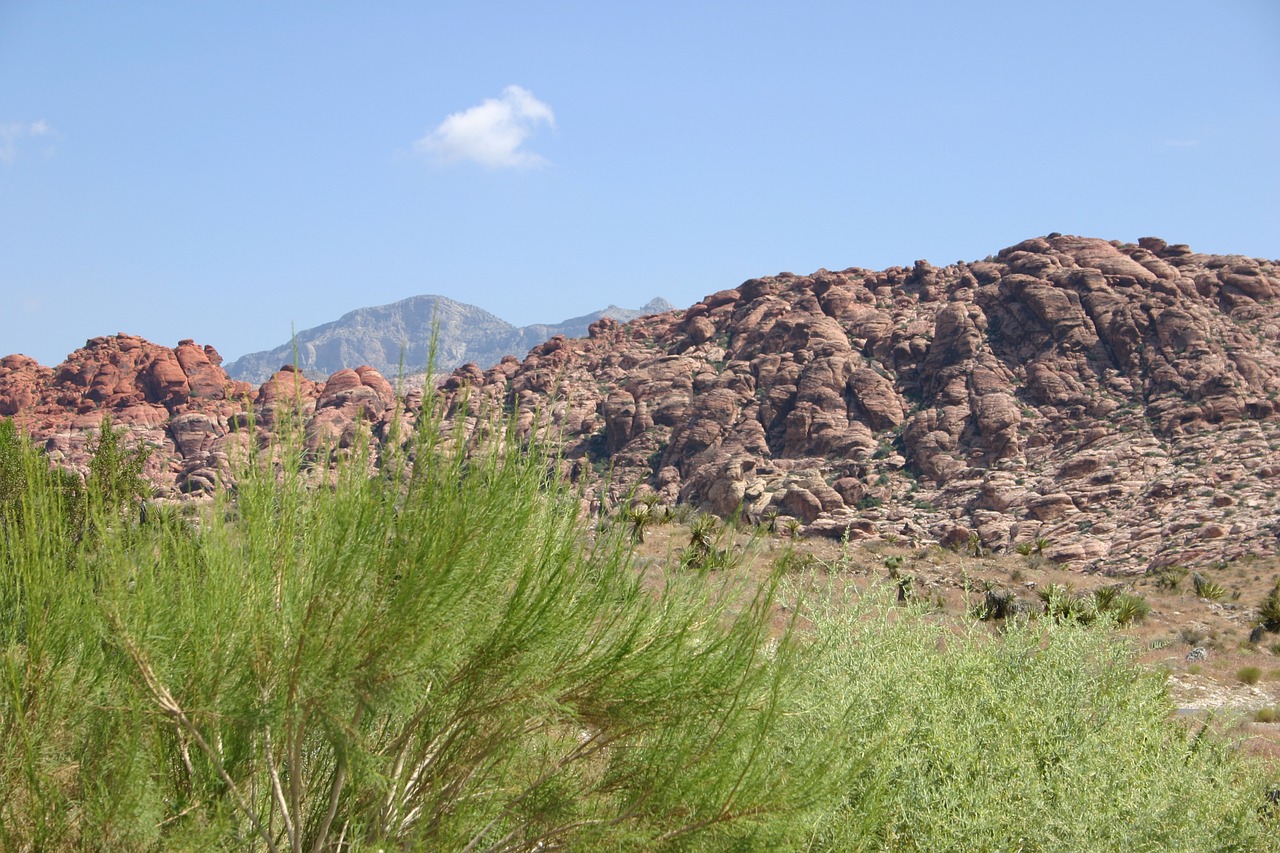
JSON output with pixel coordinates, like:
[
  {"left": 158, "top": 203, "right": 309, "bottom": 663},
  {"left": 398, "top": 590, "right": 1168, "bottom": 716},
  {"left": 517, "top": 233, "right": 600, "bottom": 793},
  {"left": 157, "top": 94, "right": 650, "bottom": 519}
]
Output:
[{"left": 225, "top": 295, "right": 675, "bottom": 384}]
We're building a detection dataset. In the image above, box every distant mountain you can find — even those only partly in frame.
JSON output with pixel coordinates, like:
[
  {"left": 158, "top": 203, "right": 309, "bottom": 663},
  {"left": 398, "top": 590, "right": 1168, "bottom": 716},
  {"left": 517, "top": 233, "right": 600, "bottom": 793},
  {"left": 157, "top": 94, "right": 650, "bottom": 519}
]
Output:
[{"left": 224, "top": 296, "right": 674, "bottom": 384}]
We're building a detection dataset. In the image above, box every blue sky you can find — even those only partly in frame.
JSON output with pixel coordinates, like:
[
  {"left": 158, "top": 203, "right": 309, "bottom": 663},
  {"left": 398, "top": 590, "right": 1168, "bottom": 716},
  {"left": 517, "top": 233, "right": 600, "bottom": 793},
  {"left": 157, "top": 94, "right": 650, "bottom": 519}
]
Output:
[{"left": 2, "top": 1, "right": 1277, "bottom": 368}]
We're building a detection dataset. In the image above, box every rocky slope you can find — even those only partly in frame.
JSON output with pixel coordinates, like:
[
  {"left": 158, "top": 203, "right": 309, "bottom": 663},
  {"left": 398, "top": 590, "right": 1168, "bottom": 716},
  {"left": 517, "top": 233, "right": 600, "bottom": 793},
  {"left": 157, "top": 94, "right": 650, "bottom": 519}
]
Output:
[
  {"left": 442, "top": 235, "right": 1280, "bottom": 573},
  {"left": 225, "top": 294, "right": 673, "bottom": 383},
  {"left": 2, "top": 235, "right": 1278, "bottom": 573}
]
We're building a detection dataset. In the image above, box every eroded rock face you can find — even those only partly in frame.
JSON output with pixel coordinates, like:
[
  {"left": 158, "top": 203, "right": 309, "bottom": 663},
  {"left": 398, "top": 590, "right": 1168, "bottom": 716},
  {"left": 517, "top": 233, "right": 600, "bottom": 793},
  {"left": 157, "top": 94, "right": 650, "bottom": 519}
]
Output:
[
  {"left": 435, "top": 236, "right": 1280, "bottom": 573},
  {"left": 3, "top": 236, "right": 1279, "bottom": 573},
  {"left": 0, "top": 334, "right": 409, "bottom": 496}
]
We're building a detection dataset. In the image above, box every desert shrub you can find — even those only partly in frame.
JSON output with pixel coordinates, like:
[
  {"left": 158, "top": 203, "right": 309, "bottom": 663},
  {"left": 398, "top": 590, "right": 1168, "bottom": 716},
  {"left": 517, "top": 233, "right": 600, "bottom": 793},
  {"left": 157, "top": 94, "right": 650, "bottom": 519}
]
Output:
[
  {"left": 1179, "top": 627, "right": 1208, "bottom": 647},
  {"left": 1150, "top": 565, "right": 1189, "bottom": 592},
  {"left": 774, "top": 547, "right": 818, "bottom": 574},
  {"left": 1255, "top": 706, "right": 1277, "bottom": 724},
  {"left": 3, "top": 411, "right": 1277, "bottom": 851},
  {"left": 790, "top": 580, "right": 1278, "bottom": 850},
  {"left": 1192, "top": 572, "right": 1227, "bottom": 602},
  {"left": 82, "top": 414, "right": 152, "bottom": 518},
  {"left": 1108, "top": 593, "right": 1152, "bottom": 626},
  {"left": 0, "top": 419, "right": 24, "bottom": 508},
  {"left": 0, "top": 413, "right": 833, "bottom": 851},
  {"left": 0, "top": 418, "right": 87, "bottom": 543},
  {"left": 1238, "top": 666, "right": 1263, "bottom": 686},
  {"left": 1037, "top": 583, "right": 1097, "bottom": 624},
  {"left": 1259, "top": 577, "right": 1280, "bottom": 633},
  {"left": 1093, "top": 587, "right": 1150, "bottom": 626}
]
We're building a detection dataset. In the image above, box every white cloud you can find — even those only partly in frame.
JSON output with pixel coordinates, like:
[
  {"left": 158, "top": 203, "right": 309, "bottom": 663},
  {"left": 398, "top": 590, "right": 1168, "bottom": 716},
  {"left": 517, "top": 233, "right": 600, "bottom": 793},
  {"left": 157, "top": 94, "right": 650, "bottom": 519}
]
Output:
[
  {"left": 416, "top": 86, "right": 555, "bottom": 168},
  {"left": 0, "top": 119, "right": 55, "bottom": 164}
]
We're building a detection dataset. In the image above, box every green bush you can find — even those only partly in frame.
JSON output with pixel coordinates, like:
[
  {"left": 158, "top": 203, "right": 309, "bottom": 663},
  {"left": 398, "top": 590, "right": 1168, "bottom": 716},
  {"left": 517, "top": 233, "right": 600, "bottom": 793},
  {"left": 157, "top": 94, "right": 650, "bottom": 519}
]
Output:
[
  {"left": 1150, "top": 565, "right": 1189, "bottom": 592},
  {"left": 0, "top": 415, "right": 830, "bottom": 850},
  {"left": 791, "top": 581, "right": 1278, "bottom": 850},
  {"left": 1238, "top": 666, "right": 1263, "bottom": 686},
  {"left": 1037, "top": 583, "right": 1097, "bottom": 624},
  {"left": 1192, "top": 572, "right": 1227, "bottom": 602},
  {"left": 2, "top": 412, "right": 1276, "bottom": 851},
  {"left": 1259, "top": 577, "right": 1280, "bottom": 633},
  {"left": 1093, "top": 587, "right": 1151, "bottom": 627}
]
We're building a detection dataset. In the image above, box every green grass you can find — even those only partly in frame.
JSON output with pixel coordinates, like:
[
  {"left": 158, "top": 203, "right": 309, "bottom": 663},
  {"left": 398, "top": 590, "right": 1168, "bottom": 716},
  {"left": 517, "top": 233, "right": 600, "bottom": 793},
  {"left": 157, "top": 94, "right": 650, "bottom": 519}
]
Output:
[{"left": 1, "top": 412, "right": 1278, "bottom": 851}]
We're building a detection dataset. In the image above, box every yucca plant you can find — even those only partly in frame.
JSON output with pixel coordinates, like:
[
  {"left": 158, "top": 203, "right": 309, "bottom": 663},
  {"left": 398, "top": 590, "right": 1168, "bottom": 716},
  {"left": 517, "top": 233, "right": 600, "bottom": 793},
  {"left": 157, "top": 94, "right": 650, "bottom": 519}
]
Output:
[
  {"left": 622, "top": 501, "right": 654, "bottom": 543},
  {"left": 1090, "top": 586, "right": 1150, "bottom": 626},
  {"left": 977, "top": 585, "right": 1016, "bottom": 621},
  {"left": 763, "top": 508, "right": 780, "bottom": 533},
  {"left": 1259, "top": 577, "right": 1280, "bottom": 633},
  {"left": 1107, "top": 593, "right": 1151, "bottom": 626},
  {"left": 1192, "top": 572, "right": 1227, "bottom": 602},
  {"left": 1150, "top": 564, "right": 1189, "bottom": 592},
  {"left": 681, "top": 513, "right": 739, "bottom": 571},
  {"left": 1093, "top": 585, "right": 1121, "bottom": 612},
  {"left": 1037, "top": 583, "right": 1097, "bottom": 624}
]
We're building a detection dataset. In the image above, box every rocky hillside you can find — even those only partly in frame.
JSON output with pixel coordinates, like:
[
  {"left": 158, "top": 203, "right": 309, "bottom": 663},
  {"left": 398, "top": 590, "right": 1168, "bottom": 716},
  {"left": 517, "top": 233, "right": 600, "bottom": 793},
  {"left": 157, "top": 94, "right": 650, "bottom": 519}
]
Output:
[
  {"left": 444, "top": 235, "right": 1280, "bottom": 573},
  {"left": 224, "top": 294, "right": 673, "bottom": 383},
  {"left": 2, "top": 235, "right": 1278, "bottom": 573}
]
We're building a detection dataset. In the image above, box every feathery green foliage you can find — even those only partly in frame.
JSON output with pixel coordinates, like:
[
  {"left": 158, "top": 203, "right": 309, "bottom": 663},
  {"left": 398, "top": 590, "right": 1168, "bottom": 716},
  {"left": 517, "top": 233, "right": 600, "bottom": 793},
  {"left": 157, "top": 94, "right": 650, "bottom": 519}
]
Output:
[
  {"left": 0, "top": 412, "right": 833, "bottom": 851},
  {"left": 1, "top": 411, "right": 1277, "bottom": 851},
  {"left": 792, "top": 581, "right": 1278, "bottom": 851}
]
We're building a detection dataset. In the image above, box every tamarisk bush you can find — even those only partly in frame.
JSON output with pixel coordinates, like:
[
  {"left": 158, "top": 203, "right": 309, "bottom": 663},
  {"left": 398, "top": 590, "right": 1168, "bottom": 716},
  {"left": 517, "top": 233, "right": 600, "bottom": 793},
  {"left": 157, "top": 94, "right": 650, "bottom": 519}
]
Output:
[
  {"left": 1, "top": 407, "right": 1276, "bottom": 851},
  {"left": 0, "top": 409, "right": 835, "bottom": 851}
]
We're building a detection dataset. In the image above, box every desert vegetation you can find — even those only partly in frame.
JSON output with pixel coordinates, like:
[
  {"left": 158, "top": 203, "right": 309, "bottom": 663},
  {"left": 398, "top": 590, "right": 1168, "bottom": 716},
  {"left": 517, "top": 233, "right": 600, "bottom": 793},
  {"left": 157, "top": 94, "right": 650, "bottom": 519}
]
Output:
[{"left": 1, "top": 410, "right": 1278, "bottom": 851}]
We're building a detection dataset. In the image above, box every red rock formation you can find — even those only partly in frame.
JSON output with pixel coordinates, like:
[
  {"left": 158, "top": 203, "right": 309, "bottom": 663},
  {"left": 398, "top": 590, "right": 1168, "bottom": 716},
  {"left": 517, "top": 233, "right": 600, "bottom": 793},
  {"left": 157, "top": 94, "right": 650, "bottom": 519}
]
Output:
[
  {"left": 434, "top": 236, "right": 1280, "bottom": 573},
  {"left": 0, "top": 334, "right": 407, "bottom": 495},
  {"left": 2, "top": 236, "right": 1278, "bottom": 573}
]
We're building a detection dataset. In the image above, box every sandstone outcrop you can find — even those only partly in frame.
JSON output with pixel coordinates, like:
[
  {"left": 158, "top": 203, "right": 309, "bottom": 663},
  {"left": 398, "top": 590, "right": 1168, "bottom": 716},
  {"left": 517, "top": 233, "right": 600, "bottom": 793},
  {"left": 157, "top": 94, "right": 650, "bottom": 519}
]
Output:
[
  {"left": 3, "top": 236, "right": 1278, "bottom": 573},
  {"left": 434, "top": 236, "right": 1280, "bottom": 573},
  {"left": 0, "top": 334, "right": 409, "bottom": 496}
]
